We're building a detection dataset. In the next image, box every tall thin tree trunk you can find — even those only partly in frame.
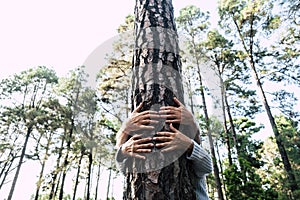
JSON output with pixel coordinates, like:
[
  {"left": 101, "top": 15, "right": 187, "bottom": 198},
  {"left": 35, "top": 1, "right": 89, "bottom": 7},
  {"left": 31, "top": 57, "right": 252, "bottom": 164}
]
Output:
[
  {"left": 125, "top": 0, "right": 196, "bottom": 199},
  {"left": 250, "top": 60, "right": 298, "bottom": 193},
  {"left": 49, "top": 134, "right": 65, "bottom": 200},
  {"left": 215, "top": 140, "right": 227, "bottom": 200},
  {"left": 86, "top": 150, "right": 93, "bottom": 200},
  {"left": 73, "top": 152, "right": 84, "bottom": 200},
  {"left": 200, "top": 79, "right": 224, "bottom": 200},
  {"left": 59, "top": 119, "right": 75, "bottom": 200},
  {"left": 193, "top": 40, "right": 224, "bottom": 200},
  {"left": 219, "top": 72, "right": 232, "bottom": 166},
  {"left": 58, "top": 141, "right": 71, "bottom": 200},
  {"left": 34, "top": 134, "right": 53, "bottom": 200},
  {"left": 232, "top": 12, "right": 298, "bottom": 194},
  {"left": 0, "top": 155, "right": 15, "bottom": 190},
  {"left": 54, "top": 172, "right": 62, "bottom": 199},
  {"left": 7, "top": 126, "right": 33, "bottom": 200},
  {"left": 224, "top": 95, "right": 238, "bottom": 152},
  {"left": 94, "top": 159, "right": 102, "bottom": 200},
  {"left": 233, "top": 10, "right": 299, "bottom": 193},
  {"left": 106, "top": 164, "right": 112, "bottom": 200}
]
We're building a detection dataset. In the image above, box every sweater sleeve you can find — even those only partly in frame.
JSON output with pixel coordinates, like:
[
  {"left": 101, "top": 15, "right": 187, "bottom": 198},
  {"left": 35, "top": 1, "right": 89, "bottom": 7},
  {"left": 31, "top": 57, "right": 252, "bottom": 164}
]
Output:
[
  {"left": 115, "top": 145, "right": 127, "bottom": 175},
  {"left": 187, "top": 140, "right": 213, "bottom": 177}
]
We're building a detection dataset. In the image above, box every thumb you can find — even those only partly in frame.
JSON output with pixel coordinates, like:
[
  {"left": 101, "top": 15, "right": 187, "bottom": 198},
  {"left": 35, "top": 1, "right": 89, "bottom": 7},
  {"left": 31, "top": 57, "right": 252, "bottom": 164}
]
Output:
[
  {"left": 133, "top": 102, "right": 143, "bottom": 113},
  {"left": 169, "top": 123, "right": 177, "bottom": 132},
  {"left": 173, "top": 97, "right": 183, "bottom": 107}
]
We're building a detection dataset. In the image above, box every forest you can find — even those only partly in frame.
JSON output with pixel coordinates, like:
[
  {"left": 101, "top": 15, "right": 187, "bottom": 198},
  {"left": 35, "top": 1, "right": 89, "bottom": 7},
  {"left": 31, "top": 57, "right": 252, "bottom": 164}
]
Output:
[{"left": 0, "top": 0, "right": 299, "bottom": 200}]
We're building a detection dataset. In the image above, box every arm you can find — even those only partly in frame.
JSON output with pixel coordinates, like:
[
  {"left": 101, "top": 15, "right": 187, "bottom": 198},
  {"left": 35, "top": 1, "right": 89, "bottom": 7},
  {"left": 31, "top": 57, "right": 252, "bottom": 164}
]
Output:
[
  {"left": 187, "top": 140, "right": 212, "bottom": 177},
  {"left": 158, "top": 97, "right": 212, "bottom": 176},
  {"left": 116, "top": 102, "right": 160, "bottom": 148},
  {"left": 115, "top": 103, "right": 160, "bottom": 173},
  {"left": 153, "top": 124, "right": 212, "bottom": 177},
  {"left": 159, "top": 97, "right": 200, "bottom": 143}
]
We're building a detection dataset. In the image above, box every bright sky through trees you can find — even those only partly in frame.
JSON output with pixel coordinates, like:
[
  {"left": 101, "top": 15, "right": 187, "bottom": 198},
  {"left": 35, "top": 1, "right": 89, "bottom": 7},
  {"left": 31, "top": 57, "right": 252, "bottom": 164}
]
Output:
[
  {"left": 0, "top": 0, "right": 217, "bottom": 79},
  {"left": 0, "top": 1, "right": 217, "bottom": 199}
]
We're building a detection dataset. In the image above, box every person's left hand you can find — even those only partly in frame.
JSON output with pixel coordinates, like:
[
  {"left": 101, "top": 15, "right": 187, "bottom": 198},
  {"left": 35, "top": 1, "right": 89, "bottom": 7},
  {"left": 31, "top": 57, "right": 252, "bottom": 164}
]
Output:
[
  {"left": 153, "top": 123, "right": 193, "bottom": 154},
  {"left": 159, "top": 97, "right": 195, "bottom": 126}
]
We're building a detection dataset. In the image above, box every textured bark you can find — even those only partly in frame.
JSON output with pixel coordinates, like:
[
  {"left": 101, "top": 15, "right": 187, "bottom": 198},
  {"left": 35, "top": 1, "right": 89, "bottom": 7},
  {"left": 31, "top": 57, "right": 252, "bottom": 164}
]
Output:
[
  {"left": 72, "top": 152, "right": 84, "bottom": 200},
  {"left": 7, "top": 126, "right": 33, "bottom": 200},
  {"left": 34, "top": 134, "right": 53, "bottom": 200},
  {"left": 86, "top": 151, "right": 93, "bottom": 200},
  {"left": 124, "top": 0, "right": 196, "bottom": 199},
  {"left": 49, "top": 133, "right": 65, "bottom": 200}
]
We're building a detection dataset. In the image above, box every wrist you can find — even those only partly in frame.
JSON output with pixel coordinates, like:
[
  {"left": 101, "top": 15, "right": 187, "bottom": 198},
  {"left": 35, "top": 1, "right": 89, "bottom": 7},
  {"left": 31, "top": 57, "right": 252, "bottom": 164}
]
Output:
[
  {"left": 116, "top": 145, "right": 127, "bottom": 162},
  {"left": 186, "top": 139, "right": 194, "bottom": 156}
]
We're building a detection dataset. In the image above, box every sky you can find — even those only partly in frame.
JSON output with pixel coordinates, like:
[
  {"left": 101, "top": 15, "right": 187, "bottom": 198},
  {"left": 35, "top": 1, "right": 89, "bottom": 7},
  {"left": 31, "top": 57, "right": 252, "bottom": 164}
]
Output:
[
  {"left": 0, "top": 0, "right": 218, "bottom": 79},
  {"left": 0, "top": 1, "right": 218, "bottom": 200}
]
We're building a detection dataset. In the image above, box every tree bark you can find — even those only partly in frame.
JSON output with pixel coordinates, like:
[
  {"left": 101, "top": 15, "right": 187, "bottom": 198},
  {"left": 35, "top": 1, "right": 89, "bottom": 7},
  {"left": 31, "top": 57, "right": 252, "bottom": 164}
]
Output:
[
  {"left": 58, "top": 127, "right": 73, "bottom": 200},
  {"left": 72, "top": 151, "right": 84, "bottom": 200},
  {"left": 124, "top": 0, "right": 196, "bottom": 199},
  {"left": 7, "top": 126, "right": 33, "bottom": 200},
  {"left": 49, "top": 133, "right": 65, "bottom": 200},
  {"left": 86, "top": 151, "right": 93, "bottom": 200},
  {"left": 94, "top": 155, "right": 102, "bottom": 200},
  {"left": 34, "top": 133, "right": 53, "bottom": 200}
]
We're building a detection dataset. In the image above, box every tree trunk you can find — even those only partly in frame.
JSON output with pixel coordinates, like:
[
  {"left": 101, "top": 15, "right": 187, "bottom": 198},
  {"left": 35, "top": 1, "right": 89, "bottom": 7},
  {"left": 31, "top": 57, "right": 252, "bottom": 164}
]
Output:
[
  {"left": 58, "top": 140, "right": 71, "bottom": 200},
  {"left": 94, "top": 159, "right": 102, "bottom": 200},
  {"left": 86, "top": 151, "right": 93, "bottom": 200},
  {"left": 224, "top": 95, "right": 238, "bottom": 152},
  {"left": 0, "top": 149, "right": 15, "bottom": 190},
  {"left": 7, "top": 126, "right": 33, "bottom": 200},
  {"left": 215, "top": 140, "right": 227, "bottom": 200},
  {"left": 106, "top": 165, "right": 112, "bottom": 200},
  {"left": 124, "top": 0, "right": 196, "bottom": 199},
  {"left": 73, "top": 151, "right": 84, "bottom": 200},
  {"left": 193, "top": 36, "right": 224, "bottom": 200},
  {"left": 49, "top": 134, "right": 65, "bottom": 200},
  {"left": 249, "top": 59, "right": 298, "bottom": 193},
  {"left": 34, "top": 134, "right": 52, "bottom": 200},
  {"left": 59, "top": 118, "right": 75, "bottom": 200},
  {"left": 219, "top": 70, "right": 233, "bottom": 166},
  {"left": 232, "top": 12, "right": 299, "bottom": 194}
]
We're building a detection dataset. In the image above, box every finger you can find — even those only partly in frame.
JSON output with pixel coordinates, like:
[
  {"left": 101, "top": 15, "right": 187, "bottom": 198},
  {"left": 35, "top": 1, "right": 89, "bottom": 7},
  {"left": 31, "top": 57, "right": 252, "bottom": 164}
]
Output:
[
  {"left": 135, "top": 143, "right": 154, "bottom": 149},
  {"left": 155, "top": 131, "right": 172, "bottom": 137},
  {"left": 141, "top": 119, "right": 159, "bottom": 125},
  {"left": 160, "top": 146, "right": 175, "bottom": 152},
  {"left": 160, "top": 113, "right": 180, "bottom": 118},
  {"left": 139, "top": 110, "right": 159, "bottom": 116},
  {"left": 159, "top": 106, "right": 177, "bottom": 111},
  {"left": 139, "top": 125, "right": 156, "bottom": 130},
  {"left": 135, "top": 148, "right": 152, "bottom": 153},
  {"left": 140, "top": 113, "right": 161, "bottom": 120},
  {"left": 130, "top": 153, "right": 146, "bottom": 159},
  {"left": 173, "top": 97, "right": 184, "bottom": 107},
  {"left": 165, "top": 119, "right": 181, "bottom": 123},
  {"left": 133, "top": 102, "right": 144, "bottom": 113},
  {"left": 135, "top": 137, "right": 153, "bottom": 144},
  {"left": 170, "top": 123, "right": 178, "bottom": 132},
  {"left": 153, "top": 136, "right": 171, "bottom": 142},
  {"left": 131, "top": 134, "right": 143, "bottom": 140},
  {"left": 155, "top": 142, "right": 170, "bottom": 148}
]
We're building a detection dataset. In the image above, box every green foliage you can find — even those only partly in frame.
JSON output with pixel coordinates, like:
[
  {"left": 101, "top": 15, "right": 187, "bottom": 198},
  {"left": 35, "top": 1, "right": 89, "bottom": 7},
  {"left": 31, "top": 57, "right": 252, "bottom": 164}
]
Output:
[
  {"left": 224, "top": 117, "right": 278, "bottom": 199},
  {"left": 1, "top": 2, "right": 300, "bottom": 199}
]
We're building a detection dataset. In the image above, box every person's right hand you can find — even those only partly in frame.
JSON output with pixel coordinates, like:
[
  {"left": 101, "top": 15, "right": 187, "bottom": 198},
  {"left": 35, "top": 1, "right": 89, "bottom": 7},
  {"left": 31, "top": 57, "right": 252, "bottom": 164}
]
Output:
[
  {"left": 122, "top": 102, "right": 160, "bottom": 134},
  {"left": 116, "top": 102, "right": 160, "bottom": 147},
  {"left": 121, "top": 134, "right": 154, "bottom": 159}
]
